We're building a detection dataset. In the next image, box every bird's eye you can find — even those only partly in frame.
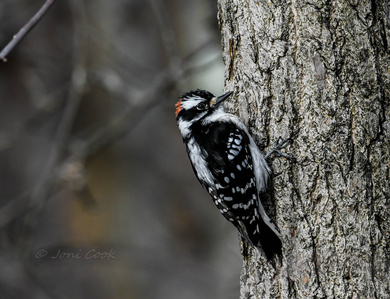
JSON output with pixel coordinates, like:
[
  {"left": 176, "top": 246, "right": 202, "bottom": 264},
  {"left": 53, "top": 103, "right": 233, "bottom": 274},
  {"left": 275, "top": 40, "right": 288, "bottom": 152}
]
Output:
[{"left": 196, "top": 103, "right": 207, "bottom": 111}]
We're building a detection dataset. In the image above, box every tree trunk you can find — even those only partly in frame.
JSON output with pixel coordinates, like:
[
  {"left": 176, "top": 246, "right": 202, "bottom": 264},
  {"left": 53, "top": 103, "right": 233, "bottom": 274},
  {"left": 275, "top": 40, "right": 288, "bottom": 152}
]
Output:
[{"left": 218, "top": 0, "right": 390, "bottom": 298}]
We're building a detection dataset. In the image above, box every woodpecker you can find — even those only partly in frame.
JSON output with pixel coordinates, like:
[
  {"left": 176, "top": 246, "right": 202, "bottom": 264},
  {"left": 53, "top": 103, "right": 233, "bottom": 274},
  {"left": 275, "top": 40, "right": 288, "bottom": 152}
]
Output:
[{"left": 175, "top": 89, "right": 287, "bottom": 264}]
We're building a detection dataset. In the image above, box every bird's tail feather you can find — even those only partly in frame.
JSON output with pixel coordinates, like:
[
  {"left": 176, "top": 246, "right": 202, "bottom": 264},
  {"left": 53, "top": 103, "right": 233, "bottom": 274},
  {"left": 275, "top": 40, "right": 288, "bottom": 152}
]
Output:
[
  {"left": 256, "top": 216, "right": 282, "bottom": 267},
  {"left": 235, "top": 216, "right": 282, "bottom": 268}
]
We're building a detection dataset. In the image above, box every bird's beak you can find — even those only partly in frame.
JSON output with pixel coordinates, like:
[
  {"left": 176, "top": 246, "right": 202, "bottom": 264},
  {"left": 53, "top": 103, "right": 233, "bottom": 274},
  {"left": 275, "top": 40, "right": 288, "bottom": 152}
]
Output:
[{"left": 209, "top": 91, "right": 233, "bottom": 107}]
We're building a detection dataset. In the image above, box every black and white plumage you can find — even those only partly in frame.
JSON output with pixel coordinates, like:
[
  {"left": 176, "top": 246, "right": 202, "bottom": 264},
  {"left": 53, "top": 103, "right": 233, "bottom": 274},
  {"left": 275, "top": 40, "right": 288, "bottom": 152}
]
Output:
[{"left": 175, "top": 89, "right": 282, "bottom": 263}]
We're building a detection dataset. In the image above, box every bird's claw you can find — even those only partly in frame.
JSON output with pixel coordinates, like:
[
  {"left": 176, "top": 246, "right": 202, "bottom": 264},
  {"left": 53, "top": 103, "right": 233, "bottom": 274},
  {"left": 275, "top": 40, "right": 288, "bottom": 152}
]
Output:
[{"left": 265, "top": 137, "right": 294, "bottom": 161}]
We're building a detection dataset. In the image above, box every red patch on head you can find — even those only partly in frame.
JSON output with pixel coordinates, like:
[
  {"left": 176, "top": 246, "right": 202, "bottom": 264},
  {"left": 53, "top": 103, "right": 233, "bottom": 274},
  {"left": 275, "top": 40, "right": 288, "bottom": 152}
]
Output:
[{"left": 175, "top": 99, "right": 183, "bottom": 117}]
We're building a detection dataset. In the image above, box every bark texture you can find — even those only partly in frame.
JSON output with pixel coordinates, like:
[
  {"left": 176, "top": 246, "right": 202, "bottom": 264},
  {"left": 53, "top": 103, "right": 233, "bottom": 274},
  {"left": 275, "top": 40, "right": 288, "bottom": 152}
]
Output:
[{"left": 218, "top": 0, "right": 390, "bottom": 298}]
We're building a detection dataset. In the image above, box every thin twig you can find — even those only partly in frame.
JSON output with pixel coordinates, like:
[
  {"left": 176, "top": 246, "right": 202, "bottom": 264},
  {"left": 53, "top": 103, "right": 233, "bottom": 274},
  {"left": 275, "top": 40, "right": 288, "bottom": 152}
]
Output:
[{"left": 0, "top": 0, "right": 56, "bottom": 62}]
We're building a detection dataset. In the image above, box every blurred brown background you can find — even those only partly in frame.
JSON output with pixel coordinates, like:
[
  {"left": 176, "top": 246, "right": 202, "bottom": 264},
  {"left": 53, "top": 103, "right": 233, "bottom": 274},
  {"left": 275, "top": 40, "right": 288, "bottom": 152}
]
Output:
[{"left": 0, "top": 0, "right": 242, "bottom": 298}]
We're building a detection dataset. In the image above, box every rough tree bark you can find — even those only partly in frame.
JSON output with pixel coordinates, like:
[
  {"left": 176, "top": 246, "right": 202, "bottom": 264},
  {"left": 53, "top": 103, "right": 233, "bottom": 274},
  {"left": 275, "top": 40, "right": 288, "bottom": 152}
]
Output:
[{"left": 218, "top": 0, "right": 389, "bottom": 298}]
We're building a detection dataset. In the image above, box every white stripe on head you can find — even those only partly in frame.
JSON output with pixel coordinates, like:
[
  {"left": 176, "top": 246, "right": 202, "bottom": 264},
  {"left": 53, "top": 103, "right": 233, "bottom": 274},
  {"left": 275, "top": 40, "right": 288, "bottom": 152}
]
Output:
[{"left": 180, "top": 97, "right": 204, "bottom": 110}]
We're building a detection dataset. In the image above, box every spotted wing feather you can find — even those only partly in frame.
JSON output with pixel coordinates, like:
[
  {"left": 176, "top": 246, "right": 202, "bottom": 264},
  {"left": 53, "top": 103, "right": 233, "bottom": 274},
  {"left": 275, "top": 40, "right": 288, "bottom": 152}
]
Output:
[
  {"left": 190, "top": 121, "right": 282, "bottom": 261},
  {"left": 206, "top": 125, "right": 263, "bottom": 244}
]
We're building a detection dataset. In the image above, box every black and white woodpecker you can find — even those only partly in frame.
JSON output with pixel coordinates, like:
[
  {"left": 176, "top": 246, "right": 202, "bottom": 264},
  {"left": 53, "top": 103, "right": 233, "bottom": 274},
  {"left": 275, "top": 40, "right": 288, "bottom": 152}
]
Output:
[{"left": 175, "top": 89, "right": 290, "bottom": 265}]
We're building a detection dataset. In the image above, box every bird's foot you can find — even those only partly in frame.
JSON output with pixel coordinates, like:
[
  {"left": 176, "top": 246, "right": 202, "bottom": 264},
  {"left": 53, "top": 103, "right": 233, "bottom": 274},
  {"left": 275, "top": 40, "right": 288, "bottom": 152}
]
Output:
[{"left": 265, "top": 137, "right": 295, "bottom": 161}]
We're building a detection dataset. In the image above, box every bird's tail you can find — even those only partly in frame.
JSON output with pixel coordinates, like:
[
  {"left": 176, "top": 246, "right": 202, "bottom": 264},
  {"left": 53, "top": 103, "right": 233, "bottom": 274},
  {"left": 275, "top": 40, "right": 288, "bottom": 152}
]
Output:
[
  {"left": 256, "top": 215, "right": 282, "bottom": 267},
  {"left": 237, "top": 215, "right": 282, "bottom": 267}
]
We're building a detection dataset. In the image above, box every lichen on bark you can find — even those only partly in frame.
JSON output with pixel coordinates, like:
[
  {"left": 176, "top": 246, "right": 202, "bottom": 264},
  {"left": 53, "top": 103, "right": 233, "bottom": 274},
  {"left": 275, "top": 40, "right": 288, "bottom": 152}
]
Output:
[{"left": 218, "top": 0, "right": 390, "bottom": 297}]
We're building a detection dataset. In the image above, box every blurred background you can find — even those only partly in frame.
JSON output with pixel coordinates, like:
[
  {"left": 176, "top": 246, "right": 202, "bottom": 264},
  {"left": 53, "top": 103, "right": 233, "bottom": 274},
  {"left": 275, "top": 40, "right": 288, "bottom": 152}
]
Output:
[{"left": 0, "top": 0, "right": 242, "bottom": 298}]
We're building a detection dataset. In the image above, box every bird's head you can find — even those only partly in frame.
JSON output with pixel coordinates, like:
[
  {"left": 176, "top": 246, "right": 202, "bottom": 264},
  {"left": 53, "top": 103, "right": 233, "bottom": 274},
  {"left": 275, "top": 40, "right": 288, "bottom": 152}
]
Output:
[{"left": 175, "top": 89, "right": 233, "bottom": 138}]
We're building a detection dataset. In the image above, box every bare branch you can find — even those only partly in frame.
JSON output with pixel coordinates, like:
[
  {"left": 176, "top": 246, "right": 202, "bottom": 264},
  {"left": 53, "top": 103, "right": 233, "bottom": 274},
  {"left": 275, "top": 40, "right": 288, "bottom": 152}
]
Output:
[{"left": 0, "top": 0, "right": 56, "bottom": 62}]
